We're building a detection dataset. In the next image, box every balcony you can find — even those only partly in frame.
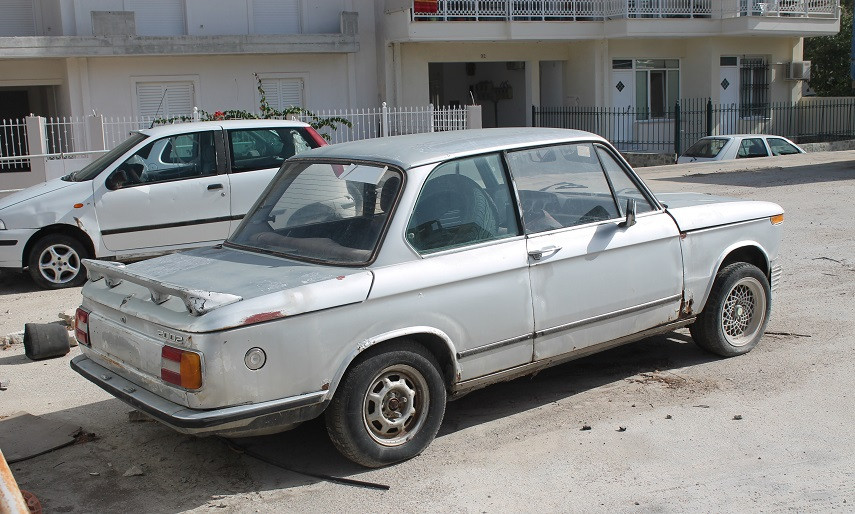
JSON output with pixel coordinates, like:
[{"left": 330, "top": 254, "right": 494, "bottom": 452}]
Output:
[
  {"left": 410, "top": 0, "right": 838, "bottom": 20},
  {"left": 394, "top": 0, "right": 839, "bottom": 40}
]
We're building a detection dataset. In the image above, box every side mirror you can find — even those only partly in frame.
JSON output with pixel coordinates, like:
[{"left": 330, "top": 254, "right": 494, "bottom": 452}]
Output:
[{"left": 620, "top": 198, "right": 636, "bottom": 228}]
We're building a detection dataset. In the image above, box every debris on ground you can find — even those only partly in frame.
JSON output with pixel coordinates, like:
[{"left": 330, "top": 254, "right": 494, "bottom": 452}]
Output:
[
  {"left": 617, "top": 426, "right": 627, "bottom": 432},
  {"left": 581, "top": 425, "right": 592, "bottom": 431},
  {"left": 123, "top": 465, "right": 145, "bottom": 477},
  {"left": 0, "top": 412, "right": 81, "bottom": 463},
  {"left": 1, "top": 332, "right": 23, "bottom": 350},
  {"left": 665, "top": 414, "right": 673, "bottom": 419},
  {"left": 73, "top": 430, "right": 99, "bottom": 445},
  {"left": 733, "top": 415, "right": 743, "bottom": 420},
  {"left": 627, "top": 371, "right": 689, "bottom": 389},
  {"left": 0, "top": 379, "right": 9, "bottom": 390}
]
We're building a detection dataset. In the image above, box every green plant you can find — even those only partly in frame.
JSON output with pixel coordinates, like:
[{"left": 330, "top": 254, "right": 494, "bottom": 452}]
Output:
[{"left": 154, "top": 74, "right": 351, "bottom": 141}]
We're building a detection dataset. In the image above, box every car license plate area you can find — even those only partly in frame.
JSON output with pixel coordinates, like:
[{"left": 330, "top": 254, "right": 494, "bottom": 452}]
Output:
[{"left": 89, "top": 317, "right": 159, "bottom": 377}]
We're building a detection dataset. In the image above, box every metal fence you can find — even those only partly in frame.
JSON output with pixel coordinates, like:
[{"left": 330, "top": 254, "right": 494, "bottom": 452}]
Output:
[
  {"left": 295, "top": 103, "right": 469, "bottom": 144},
  {"left": 533, "top": 97, "right": 855, "bottom": 154},
  {"left": 0, "top": 118, "right": 29, "bottom": 171},
  {"left": 412, "top": 0, "right": 836, "bottom": 20}
]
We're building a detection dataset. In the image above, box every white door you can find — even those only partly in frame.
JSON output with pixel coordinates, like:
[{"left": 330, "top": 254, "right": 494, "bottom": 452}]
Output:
[
  {"left": 95, "top": 130, "right": 231, "bottom": 252},
  {"left": 719, "top": 62, "right": 739, "bottom": 134},
  {"left": 611, "top": 70, "right": 635, "bottom": 144}
]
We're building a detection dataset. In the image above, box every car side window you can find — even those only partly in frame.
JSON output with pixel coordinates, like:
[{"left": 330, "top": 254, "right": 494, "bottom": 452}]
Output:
[
  {"left": 737, "top": 138, "right": 768, "bottom": 158},
  {"left": 506, "top": 143, "right": 620, "bottom": 234},
  {"left": 407, "top": 154, "right": 519, "bottom": 254},
  {"left": 594, "top": 146, "right": 655, "bottom": 214},
  {"left": 228, "top": 128, "right": 315, "bottom": 174},
  {"left": 106, "top": 131, "right": 216, "bottom": 189},
  {"left": 768, "top": 138, "right": 800, "bottom": 156}
]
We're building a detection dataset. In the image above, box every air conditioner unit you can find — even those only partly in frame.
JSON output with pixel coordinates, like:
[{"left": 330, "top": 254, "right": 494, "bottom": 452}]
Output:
[{"left": 786, "top": 61, "right": 811, "bottom": 81}]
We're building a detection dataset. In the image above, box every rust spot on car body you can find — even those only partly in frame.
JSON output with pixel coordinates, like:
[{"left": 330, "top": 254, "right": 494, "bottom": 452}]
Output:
[
  {"left": 680, "top": 297, "right": 694, "bottom": 316},
  {"left": 241, "top": 311, "right": 286, "bottom": 325},
  {"left": 336, "top": 276, "right": 346, "bottom": 280},
  {"left": 321, "top": 382, "right": 330, "bottom": 391}
]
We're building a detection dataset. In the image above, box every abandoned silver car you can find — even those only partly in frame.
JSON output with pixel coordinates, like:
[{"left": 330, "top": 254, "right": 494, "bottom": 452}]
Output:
[{"left": 71, "top": 128, "right": 783, "bottom": 467}]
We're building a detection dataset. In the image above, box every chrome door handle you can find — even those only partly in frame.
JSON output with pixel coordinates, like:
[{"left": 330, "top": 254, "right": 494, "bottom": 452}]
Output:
[
  {"left": 528, "top": 245, "right": 562, "bottom": 260},
  {"left": 207, "top": 183, "right": 224, "bottom": 190}
]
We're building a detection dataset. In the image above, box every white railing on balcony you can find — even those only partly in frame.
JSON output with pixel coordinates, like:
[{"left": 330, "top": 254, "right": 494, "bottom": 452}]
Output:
[
  {"left": 412, "top": 0, "right": 837, "bottom": 19},
  {"left": 736, "top": 0, "right": 838, "bottom": 17}
]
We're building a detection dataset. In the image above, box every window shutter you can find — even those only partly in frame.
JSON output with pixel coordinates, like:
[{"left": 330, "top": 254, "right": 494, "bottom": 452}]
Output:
[
  {"left": 0, "top": 0, "right": 35, "bottom": 36},
  {"left": 260, "top": 79, "right": 304, "bottom": 111},
  {"left": 252, "top": 0, "right": 300, "bottom": 34},
  {"left": 136, "top": 82, "right": 195, "bottom": 119},
  {"left": 128, "top": 0, "right": 186, "bottom": 35}
]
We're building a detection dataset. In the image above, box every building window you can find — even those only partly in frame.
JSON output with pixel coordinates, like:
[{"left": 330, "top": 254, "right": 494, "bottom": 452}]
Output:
[
  {"left": 634, "top": 59, "right": 679, "bottom": 120},
  {"left": 128, "top": 0, "right": 186, "bottom": 36},
  {"left": 258, "top": 78, "right": 304, "bottom": 111},
  {"left": 252, "top": 0, "right": 300, "bottom": 34},
  {"left": 135, "top": 81, "right": 195, "bottom": 121},
  {"left": 0, "top": 0, "right": 35, "bottom": 36},
  {"left": 739, "top": 58, "right": 769, "bottom": 118}
]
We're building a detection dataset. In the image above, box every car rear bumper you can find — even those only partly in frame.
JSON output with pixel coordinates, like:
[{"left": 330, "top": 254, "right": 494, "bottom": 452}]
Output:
[{"left": 70, "top": 354, "right": 328, "bottom": 436}]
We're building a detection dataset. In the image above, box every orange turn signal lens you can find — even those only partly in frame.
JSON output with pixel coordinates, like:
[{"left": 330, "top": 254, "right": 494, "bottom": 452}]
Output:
[
  {"left": 770, "top": 214, "right": 784, "bottom": 225},
  {"left": 73, "top": 203, "right": 84, "bottom": 209},
  {"left": 161, "top": 346, "right": 202, "bottom": 389}
]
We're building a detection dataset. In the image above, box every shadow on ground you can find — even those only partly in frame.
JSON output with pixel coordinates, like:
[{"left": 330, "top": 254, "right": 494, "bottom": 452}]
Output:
[
  {"left": 11, "top": 331, "right": 719, "bottom": 512},
  {"left": 658, "top": 161, "right": 855, "bottom": 189}
]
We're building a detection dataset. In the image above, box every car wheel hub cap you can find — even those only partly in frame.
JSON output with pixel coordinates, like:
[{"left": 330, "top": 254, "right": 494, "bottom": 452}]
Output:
[
  {"left": 38, "top": 244, "right": 80, "bottom": 284},
  {"left": 363, "top": 364, "right": 428, "bottom": 447},
  {"left": 721, "top": 278, "right": 766, "bottom": 346}
]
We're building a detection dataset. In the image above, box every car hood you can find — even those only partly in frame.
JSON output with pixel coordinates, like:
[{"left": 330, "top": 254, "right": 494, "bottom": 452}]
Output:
[
  {"left": 658, "top": 192, "right": 783, "bottom": 232},
  {"left": 80, "top": 246, "right": 375, "bottom": 333},
  {"left": 0, "top": 177, "right": 78, "bottom": 211},
  {"left": 0, "top": 178, "right": 93, "bottom": 227}
]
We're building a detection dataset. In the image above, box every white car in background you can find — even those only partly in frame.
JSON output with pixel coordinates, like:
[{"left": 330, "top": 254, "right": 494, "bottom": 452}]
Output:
[
  {"left": 677, "top": 134, "right": 805, "bottom": 164},
  {"left": 0, "top": 120, "right": 326, "bottom": 289}
]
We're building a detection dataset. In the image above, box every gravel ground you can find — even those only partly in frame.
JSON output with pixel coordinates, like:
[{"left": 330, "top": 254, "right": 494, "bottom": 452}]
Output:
[{"left": 1, "top": 151, "right": 854, "bottom": 512}]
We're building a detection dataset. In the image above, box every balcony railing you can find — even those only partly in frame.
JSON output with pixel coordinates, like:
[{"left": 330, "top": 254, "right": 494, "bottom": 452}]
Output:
[{"left": 411, "top": 0, "right": 837, "bottom": 20}]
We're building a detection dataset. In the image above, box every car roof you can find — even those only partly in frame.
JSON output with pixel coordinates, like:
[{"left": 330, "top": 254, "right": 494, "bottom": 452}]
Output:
[
  {"left": 137, "top": 119, "right": 311, "bottom": 138},
  {"left": 295, "top": 127, "right": 606, "bottom": 170},
  {"left": 701, "top": 134, "right": 793, "bottom": 140}
]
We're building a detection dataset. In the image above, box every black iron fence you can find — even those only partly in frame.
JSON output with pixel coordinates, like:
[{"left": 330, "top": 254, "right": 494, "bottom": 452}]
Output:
[{"left": 533, "top": 97, "right": 855, "bottom": 155}]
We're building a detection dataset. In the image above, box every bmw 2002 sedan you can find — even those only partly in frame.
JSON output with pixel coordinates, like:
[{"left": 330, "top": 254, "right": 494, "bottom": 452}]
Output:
[
  {"left": 0, "top": 120, "right": 325, "bottom": 289},
  {"left": 71, "top": 128, "right": 783, "bottom": 467}
]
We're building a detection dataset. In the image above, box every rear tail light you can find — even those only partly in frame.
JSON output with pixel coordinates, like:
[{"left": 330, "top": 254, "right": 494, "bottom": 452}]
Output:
[
  {"left": 160, "top": 346, "right": 202, "bottom": 390},
  {"left": 75, "top": 308, "right": 90, "bottom": 346}
]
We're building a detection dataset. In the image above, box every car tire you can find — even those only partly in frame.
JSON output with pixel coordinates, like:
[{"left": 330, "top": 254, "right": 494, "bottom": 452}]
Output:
[
  {"left": 690, "top": 262, "right": 771, "bottom": 357},
  {"left": 27, "top": 234, "right": 89, "bottom": 289},
  {"left": 325, "top": 340, "right": 447, "bottom": 468},
  {"left": 23, "top": 323, "right": 71, "bottom": 361}
]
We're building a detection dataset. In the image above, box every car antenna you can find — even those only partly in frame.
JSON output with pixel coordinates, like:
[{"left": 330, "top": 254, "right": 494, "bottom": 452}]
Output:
[{"left": 149, "top": 89, "right": 168, "bottom": 129}]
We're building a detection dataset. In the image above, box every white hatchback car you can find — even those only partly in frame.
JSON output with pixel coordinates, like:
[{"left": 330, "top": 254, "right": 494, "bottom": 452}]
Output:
[
  {"left": 677, "top": 134, "right": 804, "bottom": 164},
  {"left": 0, "top": 120, "right": 325, "bottom": 288}
]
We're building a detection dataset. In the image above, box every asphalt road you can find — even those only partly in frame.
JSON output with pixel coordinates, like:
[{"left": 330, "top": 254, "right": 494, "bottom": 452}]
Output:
[{"left": 1, "top": 152, "right": 854, "bottom": 512}]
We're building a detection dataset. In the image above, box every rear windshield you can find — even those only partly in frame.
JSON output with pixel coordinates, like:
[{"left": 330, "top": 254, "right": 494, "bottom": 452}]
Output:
[
  {"left": 683, "top": 138, "right": 728, "bottom": 158},
  {"left": 227, "top": 161, "right": 402, "bottom": 265}
]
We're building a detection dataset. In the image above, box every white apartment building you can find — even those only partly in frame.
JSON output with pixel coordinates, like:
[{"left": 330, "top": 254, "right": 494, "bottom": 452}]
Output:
[{"left": 0, "top": 0, "right": 841, "bottom": 129}]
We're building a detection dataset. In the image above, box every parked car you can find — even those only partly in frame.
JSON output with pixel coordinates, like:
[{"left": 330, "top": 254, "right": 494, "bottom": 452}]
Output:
[
  {"left": 71, "top": 128, "right": 783, "bottom": 467},
  {"left": 677, "top": 134, "right": 804, "bottom": 164},
  {"left": 0, "top": 120, "right": 326, "bottom": 288}
]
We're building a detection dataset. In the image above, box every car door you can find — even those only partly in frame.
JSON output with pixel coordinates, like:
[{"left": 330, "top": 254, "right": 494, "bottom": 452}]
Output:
[
  {"left": 95, "top": 129, "right": 232, "bottom": 252},
  {"left": 736, "top": 137, "right": 769, "bottom": 159},
  {"left": 505, "top": 142, "right": 683, "bottom": 361},
  {"left": 399, "top": 153, "right": 534, "bottom": 381},
  {"left": 226, "top": 126, "right": 318, "bottom": 233}
]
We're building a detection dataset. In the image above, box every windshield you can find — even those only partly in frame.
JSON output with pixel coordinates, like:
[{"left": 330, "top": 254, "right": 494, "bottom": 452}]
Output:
[
  {"left": 227, "top": 161, "right": 402, "bottom": 265},
  {"left": 67, "top": 132, "right": 148, "bottom": 181},
  {"left": 683, "top": 138, "right": 728, "bottom": 159}
]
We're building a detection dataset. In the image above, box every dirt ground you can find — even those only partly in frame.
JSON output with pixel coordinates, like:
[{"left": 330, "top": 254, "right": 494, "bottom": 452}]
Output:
[{"left": 1, "top": 152, "right": 854, "bottom": 513}]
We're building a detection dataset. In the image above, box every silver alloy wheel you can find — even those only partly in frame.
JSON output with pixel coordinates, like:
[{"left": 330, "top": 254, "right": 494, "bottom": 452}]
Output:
[
  {"left": 37, "top": 243, "right": 81, "bottom": 285},
  {"left": 362, "top": 364, "right": 429, "bottom": 447},
  {"left": 720, "top": 276, "right": 767, "bottom": 347}
]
